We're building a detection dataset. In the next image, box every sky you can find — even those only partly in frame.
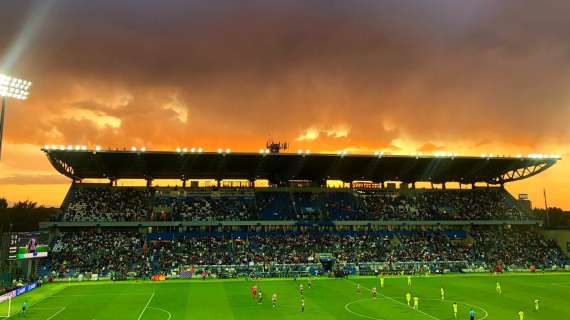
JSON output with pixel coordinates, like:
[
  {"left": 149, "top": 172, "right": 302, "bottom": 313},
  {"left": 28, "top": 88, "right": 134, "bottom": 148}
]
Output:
[{"left": 0, "top": 0, "right": 569, "bottom": 208}]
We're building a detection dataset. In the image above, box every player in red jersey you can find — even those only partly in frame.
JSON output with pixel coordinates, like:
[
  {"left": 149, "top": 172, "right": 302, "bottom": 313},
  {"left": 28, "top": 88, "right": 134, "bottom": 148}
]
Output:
[{"left": 251, "top": 285, "right": 258, "bottom": 300}]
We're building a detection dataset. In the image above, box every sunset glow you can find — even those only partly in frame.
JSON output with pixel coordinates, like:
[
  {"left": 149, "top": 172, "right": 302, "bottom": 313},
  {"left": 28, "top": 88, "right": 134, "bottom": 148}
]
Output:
[{"left": 0, "top": 1, "right": 568, "bottom": 208}]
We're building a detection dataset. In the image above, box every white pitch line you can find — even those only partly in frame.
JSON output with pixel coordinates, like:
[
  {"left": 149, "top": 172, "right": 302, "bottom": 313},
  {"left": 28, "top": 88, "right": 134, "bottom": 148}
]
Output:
[
  {"left": 552, "top": 283, "right": 570, "bottom": 289},
  {"left": 344, "top": 298, "right": 386, "bottom": 320},
  {"left": 46, "top": 307, "right": 66, "bottom": 320},
  {"left": 346, "top": 279, "right": 442, "bottom": 320},
  {"left": 6, "top": 285, "right": 70, "bottom": 319},
  {"left": 409, "top": 298, "right": 489, "bottom": 320},
  {"left": 48, "top": 293, "right": 150, "bottom": 298},
  {"left": 137, "top": 292, "right": 155, "bottom": 320},
  {"left": 148, "top": 307, "right": 172, "bottom": 320}
]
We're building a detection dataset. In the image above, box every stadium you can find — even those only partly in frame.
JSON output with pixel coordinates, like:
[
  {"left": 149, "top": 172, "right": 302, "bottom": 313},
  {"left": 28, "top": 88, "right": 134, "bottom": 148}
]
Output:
[
  {"left": 2, "top": 2, "right": 570, "bottom": 320},
  {"left": 0, "top": 145, "right": 568, "bottom": 319}
]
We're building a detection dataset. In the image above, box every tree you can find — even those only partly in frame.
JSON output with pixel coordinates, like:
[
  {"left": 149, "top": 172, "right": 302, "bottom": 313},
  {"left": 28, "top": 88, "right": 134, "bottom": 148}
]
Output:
[
  {"left": 0, "top": 197, "right": 7, "bottom": 209},
  {"left": 12, "top": 200, "right": 37, "bottom": 209}
]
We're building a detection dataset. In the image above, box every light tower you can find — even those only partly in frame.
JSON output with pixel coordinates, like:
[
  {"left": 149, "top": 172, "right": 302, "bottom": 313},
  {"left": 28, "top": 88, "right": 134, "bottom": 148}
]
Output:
[{"left": 0, "top": 74, "right": 32, "bottom": 160}]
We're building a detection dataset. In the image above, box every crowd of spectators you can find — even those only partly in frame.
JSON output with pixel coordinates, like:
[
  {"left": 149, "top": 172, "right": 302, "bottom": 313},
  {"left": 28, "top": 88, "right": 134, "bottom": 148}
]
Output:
[
  {"left": 164, "top": 197, "right": 256, "bottom": 221},
  {"left": 360, "top": 189, "right": 527, "bottom": 220},
  {"left": 469, "top": 227, "right": 562, "bottom": 266},
  {"left": 48, "top": 231, "right": 151, "bottom": 276},
  {"left": 62, "top": 188, "right": 152, "bottom": 221},
  {"left": 44, "top": 227, "right": 565, "bottom": 277},
  {"left": 388, "top": 232, "right": 471, "bottom": 262},
  {"left": 60, "top": 186, "right": 527, "bottom": 222}
]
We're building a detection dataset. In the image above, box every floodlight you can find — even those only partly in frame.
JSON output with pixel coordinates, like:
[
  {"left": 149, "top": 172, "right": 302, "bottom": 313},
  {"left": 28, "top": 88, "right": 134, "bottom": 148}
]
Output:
[
  {"left": 141, "top": 147, "right": 146, "bottom": 152},
  {"left": 131, "top": 146, "right": 137, "bottom": 152},
  {"left": 176, "top": 147, "right": 181, "bottom": 152},
  {"left": 0, "top": 74, "right": 32, "bottom": 160},
  {"left": 95, "top": 146, "right": 101, "bottom": 151},
  {"left": 226, "top": 148, "right": 231, "bottom": 153},
  {"left": 197, "top": 148, "right": 203, "bottom": 153},
  {"left": 217, "top": 148, "right": 223, "bottom": 153},
  {"left": 0, "top": 74, "right": 31, "bottom": 100}
]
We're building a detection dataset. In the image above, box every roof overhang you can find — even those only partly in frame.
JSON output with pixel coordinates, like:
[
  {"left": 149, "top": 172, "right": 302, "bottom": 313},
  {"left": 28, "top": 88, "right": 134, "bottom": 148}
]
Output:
[{"left": 42, "top": 149, "right": 559, "bottom": 185}]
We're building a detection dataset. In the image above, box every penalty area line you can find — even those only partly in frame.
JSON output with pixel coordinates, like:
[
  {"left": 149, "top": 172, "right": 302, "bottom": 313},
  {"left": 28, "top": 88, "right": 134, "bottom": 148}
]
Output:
[{"left": 46, "top": 307, "right": 66, "bottom": 320}]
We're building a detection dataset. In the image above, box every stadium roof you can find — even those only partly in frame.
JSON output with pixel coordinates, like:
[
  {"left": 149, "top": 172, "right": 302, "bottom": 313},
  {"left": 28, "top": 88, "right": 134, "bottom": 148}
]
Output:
[{"left": 42, "top": 148, "right": 559, "bottom": 185}]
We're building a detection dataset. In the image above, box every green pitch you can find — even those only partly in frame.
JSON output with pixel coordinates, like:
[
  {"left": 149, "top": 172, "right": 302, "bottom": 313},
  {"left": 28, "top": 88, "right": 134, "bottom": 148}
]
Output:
[{"left": 3, "top": 273, "right": 570, "bottom": 319}]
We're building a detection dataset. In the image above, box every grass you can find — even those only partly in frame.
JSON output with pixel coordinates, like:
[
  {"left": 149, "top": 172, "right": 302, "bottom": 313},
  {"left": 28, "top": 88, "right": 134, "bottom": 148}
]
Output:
[{"left": 2, "top": 273, "right": 570, "bottom": 319}]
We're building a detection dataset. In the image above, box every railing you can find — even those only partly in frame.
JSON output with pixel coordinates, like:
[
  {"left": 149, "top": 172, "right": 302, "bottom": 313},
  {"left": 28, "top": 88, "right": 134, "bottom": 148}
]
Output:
[{"left": 39, "top": 219, "right": 543, "bottom": 228}]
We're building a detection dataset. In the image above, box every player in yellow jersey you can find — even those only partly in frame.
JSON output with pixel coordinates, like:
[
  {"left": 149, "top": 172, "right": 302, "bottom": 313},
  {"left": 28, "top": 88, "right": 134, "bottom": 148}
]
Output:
[
  {"left": 496, "top": 282, "right": 502, "bottom": 294},
  {"left": 452, "top": 302, "right": 458, "bottom": 319},
  {"left": 407, "top": 276, "right": 412, "bottom": 286},
  {"left": 518, "top": 309, "right": 524, "bottom": 320},
  {"left": 406, "top": 292, "right": 412, "bottom": 306},
  {"left": 413, "top": 296, "right": 419, "bottom": 310},
  {"left": 440, "top": 287, "right": 445, "bottom": 301},
  {"left": 534, "top": 299, "right": 540, "bottom": 312},
  {"left": 272, "top": 293, "right": 277, "bottom": 308},
  {"left": 380, "top": 275, "right": 385, "bottom": 288}
]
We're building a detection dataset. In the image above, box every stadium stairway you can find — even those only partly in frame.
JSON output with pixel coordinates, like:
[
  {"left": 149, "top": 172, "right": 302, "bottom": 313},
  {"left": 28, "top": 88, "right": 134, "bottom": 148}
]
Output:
[{"left": 502, "top": 189, "right": 533, "bottom": 219}]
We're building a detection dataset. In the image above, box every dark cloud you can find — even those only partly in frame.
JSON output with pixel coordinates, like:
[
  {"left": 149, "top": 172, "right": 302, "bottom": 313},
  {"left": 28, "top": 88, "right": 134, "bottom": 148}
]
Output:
[
  {"left": 0, "top": 0, "right": 569, "bottom": 207},
  {"left": 0, "top": 1, "right": 568, "bottom": 151}
]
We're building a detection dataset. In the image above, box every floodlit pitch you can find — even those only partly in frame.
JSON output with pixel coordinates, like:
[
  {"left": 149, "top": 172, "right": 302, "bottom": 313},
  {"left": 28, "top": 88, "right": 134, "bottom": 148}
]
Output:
[{"left": 2, "top": 273, "right": 570, "bottom": 319}]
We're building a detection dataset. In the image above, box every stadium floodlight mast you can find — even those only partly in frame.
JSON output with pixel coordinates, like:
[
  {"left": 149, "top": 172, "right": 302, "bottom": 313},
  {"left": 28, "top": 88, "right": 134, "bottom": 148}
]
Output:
[{"left": 0, "top": 74, "right": 32, "bottom": 160}]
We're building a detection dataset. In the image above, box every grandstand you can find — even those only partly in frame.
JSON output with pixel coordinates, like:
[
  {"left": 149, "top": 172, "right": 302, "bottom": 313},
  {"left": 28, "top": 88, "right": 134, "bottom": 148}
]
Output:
[
  {"left": 37, "top": 148, "right": 565, "bottom": 274},
  {"left": 0, "top": 148, "right": 568, "bottom": 319}
]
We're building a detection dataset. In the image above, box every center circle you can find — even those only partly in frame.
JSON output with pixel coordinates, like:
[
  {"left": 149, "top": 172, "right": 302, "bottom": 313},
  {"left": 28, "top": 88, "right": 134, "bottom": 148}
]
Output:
[{"left": 344, "top": 297, "right": 488, "bottom": 320}]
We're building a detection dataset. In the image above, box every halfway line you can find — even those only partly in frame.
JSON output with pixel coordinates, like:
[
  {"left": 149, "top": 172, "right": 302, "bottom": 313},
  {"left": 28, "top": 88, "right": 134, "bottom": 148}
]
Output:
[
  {"left": 137, "top": 292, "right": 155, "bottom": 320},
  {"left": 345, "top": 279, "right": 442, "bottom": 320}
]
